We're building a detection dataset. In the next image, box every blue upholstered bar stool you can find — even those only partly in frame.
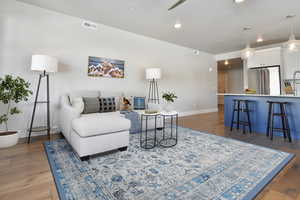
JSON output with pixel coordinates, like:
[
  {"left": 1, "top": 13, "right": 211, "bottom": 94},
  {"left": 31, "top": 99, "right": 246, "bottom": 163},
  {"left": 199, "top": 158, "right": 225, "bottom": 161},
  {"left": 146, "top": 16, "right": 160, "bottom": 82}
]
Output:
[
  {"left": 230, "top": 99, "right": 252, "bottom": 134},
  {"left": 266, "top": 101, "right": 292, "bottom": 142}
]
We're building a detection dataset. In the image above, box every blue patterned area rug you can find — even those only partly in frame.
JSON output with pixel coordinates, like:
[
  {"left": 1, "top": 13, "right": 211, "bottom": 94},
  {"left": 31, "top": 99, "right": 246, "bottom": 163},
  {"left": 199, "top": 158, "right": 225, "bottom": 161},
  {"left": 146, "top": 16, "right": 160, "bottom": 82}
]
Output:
[{"left": 44, "top": 127, "right": 294, "bottom": 200}]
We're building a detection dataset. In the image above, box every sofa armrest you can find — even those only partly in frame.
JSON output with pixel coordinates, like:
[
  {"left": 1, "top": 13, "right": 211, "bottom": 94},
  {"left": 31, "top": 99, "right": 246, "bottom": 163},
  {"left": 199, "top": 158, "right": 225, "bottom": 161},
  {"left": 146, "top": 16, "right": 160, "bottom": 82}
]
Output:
[{"left": 59, "top": 95, "right": 81, "bottom": 140}]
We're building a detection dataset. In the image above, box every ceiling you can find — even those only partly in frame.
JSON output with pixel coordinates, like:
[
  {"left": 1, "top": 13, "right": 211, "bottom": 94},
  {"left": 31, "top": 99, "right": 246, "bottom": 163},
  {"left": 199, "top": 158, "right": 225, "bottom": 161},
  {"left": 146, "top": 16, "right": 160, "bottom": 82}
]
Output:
[{"left": 18, "top": 0, "right": 300, "bottom": 54}]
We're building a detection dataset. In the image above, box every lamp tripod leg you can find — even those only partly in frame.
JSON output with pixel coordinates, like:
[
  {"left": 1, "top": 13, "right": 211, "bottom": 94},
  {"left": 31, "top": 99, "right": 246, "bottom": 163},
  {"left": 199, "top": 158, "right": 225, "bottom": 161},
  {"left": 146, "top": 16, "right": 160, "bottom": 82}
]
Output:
[{"left": 28, "top": 74, "right": 42, "bottom": 144}]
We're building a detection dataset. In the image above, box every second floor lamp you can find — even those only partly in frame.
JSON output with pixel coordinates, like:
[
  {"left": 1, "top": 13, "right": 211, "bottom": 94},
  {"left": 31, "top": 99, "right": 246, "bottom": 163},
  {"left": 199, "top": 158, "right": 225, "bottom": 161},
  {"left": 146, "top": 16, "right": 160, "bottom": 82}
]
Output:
[{"left": 146, "top": 68, "right": 161, "bottom": 104}]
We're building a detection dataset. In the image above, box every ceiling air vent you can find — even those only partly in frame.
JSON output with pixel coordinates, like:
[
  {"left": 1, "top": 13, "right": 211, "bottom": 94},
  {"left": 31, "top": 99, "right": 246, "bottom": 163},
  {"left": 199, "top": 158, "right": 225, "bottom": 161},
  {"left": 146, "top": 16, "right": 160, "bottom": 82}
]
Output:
[{"left": 82, "top": 21, "right": 98, "bottom": 30}]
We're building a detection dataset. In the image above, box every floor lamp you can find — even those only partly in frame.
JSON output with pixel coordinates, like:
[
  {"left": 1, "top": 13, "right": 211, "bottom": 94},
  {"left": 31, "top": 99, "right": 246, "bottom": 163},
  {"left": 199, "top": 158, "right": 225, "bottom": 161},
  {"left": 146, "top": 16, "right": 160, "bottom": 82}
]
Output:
[
  {"left": 27, "top": 55, "right": 58, "bottom": 143},
  {"left": 146, "top": 68, "right": 161, "bottom": 104}
]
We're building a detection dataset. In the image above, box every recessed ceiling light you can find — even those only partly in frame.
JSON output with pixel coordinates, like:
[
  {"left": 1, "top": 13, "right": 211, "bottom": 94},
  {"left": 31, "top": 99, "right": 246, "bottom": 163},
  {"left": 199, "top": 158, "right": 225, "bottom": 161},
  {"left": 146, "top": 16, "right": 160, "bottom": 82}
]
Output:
[
  {"left": 257, "top": 36, "right": 264, "bottom": 43},
  {"left": 234, "top": 0, "right": 245, "bottom": 3},
  {"left": 224, "top": 60, "right": 229, "bottom": 65},
  {"left": 174, "top": 23, "right": 182, "bottom": 29}
]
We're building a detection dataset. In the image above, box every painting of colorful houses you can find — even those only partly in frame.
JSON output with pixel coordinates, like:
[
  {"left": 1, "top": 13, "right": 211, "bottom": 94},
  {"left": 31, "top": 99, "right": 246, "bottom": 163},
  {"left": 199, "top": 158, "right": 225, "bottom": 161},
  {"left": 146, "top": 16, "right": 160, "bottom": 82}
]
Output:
[{"left": 88, "top": 56, "right": 125, "bottom": 78}]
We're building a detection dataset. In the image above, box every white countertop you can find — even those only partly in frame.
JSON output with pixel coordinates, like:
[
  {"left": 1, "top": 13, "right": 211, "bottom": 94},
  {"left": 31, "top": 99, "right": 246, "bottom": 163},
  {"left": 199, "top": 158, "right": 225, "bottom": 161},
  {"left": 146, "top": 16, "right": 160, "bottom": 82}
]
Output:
[{"left": 217, "top": 93, "right": 300, "bottom": 98}]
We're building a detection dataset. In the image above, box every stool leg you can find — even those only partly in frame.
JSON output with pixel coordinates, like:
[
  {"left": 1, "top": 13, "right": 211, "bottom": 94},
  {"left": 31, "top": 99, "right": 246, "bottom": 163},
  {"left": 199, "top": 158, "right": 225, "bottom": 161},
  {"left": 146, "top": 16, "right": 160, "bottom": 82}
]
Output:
[
  {"left": 282, "top": 104, "right": 292, "bottom": 143},
  {"left": 279, "top": 104, "right": 287, "bottom": 139},
  {"left": 270, "top": 104, "right": 274, "bottom": 140},
  {"left": 237, "top": 101, "right": 241, "bottom": 130},
  {"left": 266, "top": 103, "right": 272, "bottom": 137},
  {"left": 230, "top": 101, "right": 236, "bottom": 131},
  {"left": 242, "top": 102, "right": 246, "bottom": 134},
  {"left": 245, "top": 101, "right": 252, "bottom": 133}
]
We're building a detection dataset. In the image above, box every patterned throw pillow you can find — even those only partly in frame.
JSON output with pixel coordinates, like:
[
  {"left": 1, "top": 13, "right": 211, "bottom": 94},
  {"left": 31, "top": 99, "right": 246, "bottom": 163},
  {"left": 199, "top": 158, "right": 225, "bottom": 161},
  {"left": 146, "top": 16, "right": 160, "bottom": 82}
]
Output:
[
  {"left": 133, "top": 97, "right": 146, "bottom": 110},
  {"left": 99, "top": 97, "right": 116, "bottom": 113},
  {"left": 119, "top": 96, "right": 133, "bottom": 111}
]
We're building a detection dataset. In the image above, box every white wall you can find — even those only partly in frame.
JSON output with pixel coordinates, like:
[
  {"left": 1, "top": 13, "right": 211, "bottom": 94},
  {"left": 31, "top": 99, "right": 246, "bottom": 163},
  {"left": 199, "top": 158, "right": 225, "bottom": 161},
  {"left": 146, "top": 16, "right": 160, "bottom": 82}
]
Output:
[{"left": 0, "top": 0, "right": 217, "bottom": 137}]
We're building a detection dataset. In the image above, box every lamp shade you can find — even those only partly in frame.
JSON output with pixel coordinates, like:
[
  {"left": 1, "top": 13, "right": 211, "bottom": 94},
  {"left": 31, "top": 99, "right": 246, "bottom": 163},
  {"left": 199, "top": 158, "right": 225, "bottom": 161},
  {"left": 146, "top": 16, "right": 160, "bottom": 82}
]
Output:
[
  {"left": 31, "top": 55, "right": 58, "bottom": 72},
  {"left": 146, "top": 68, "right": 161, "bottom": 80}
]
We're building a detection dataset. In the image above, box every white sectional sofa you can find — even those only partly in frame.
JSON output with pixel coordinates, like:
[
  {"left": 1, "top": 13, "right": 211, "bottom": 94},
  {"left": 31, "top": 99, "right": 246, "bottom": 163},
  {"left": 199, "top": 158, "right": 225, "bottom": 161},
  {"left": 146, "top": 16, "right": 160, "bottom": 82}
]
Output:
[{"left": 59, "top": 91, "right": 131, "bottom": 160}]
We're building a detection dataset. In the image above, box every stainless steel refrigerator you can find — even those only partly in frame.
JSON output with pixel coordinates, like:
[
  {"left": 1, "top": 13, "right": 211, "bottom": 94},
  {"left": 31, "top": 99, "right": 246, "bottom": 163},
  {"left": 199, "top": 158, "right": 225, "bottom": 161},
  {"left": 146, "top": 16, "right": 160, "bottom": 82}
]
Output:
[{"left": 248, "top": 66, "right": 281, "bottom": 95}]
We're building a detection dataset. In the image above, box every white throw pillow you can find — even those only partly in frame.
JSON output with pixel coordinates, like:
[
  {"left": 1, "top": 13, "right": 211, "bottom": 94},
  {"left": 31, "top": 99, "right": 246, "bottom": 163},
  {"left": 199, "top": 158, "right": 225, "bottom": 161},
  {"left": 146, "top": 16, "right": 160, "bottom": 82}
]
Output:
[
  {"left": 69, "top": 91, "right": 101, "bottom": 105},
  {"left": 72, "top": 97, "right": 84, "bottom": 114}
]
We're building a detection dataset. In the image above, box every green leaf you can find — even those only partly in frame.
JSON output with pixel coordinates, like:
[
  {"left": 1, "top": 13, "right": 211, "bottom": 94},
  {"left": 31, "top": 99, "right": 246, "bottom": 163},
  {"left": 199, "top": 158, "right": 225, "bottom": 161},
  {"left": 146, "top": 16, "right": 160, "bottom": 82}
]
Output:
[
  {"left": 162, "top": 91, "right": 178, "bottom": 102},
  {"left": 10, "top": 107, "right": 21, "bottom": 115},
  {"left": 0, "top": 114, "right": 8, "bottom": 125}
]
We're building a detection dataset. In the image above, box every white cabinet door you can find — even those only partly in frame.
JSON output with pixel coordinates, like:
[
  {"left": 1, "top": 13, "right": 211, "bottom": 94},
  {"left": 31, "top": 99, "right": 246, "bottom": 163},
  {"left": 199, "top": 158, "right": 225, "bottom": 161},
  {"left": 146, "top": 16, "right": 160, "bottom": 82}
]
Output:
[
  {"left": 283, "top": 49, "right": 300, "bottom": 80},
  {"left": 262, "top": 48, "right": 281, "bottom": 66},
  {"left": 247, "top": 47, "right": 281, "bottom": 68},
  {"left": 247, "top": 54, "right": 258, "bottom": 68}
]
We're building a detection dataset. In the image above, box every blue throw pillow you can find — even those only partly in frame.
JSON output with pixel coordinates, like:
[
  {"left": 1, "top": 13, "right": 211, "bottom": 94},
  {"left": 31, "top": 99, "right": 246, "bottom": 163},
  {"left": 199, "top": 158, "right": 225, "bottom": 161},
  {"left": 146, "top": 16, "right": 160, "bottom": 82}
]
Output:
[{"left": 133, "top": 97, "right": 146, "bottom": 110}]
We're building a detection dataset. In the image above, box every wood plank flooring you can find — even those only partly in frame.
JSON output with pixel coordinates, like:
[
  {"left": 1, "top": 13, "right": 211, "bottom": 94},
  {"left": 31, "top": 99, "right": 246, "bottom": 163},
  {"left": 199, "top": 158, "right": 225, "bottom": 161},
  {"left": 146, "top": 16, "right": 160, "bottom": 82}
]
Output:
[{"left": 0, "top": 111, "right": 299, "bottom": 200}]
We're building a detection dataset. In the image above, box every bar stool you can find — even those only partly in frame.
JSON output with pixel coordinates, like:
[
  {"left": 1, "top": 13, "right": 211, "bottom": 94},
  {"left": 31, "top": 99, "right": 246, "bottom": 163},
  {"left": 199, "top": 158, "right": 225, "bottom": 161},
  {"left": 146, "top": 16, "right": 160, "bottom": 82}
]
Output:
[
  {"left": 230, "top": 99, "right": 252, "bottom": 134},
  {"left": 266, "top": 101, "right": 292, "bottom": 142}
]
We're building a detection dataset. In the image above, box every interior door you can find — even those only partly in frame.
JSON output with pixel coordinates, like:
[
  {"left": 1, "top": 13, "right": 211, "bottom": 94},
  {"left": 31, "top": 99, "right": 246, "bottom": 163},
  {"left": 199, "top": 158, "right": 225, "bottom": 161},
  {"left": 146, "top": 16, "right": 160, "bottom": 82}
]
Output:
[{"left": 218, "top": 70, "right": 228, "bottom": 105}]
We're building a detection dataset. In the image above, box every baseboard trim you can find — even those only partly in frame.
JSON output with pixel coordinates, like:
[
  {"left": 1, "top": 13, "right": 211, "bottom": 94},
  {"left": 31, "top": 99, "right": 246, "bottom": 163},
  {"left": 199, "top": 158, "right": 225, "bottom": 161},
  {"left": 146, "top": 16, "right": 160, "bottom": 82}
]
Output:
[
  {"left": 17, "top": 127, "right": 61, "bottom": 138},
  {"left": 179, "top": 108, "right": 218, "bottom": 117}
]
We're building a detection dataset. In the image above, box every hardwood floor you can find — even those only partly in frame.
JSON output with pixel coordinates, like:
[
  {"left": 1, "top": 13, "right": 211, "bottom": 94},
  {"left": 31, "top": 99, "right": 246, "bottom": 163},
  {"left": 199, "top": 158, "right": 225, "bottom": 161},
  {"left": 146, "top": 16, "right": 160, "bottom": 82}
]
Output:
[{"left": 0, "top": 111, "right": 300, "bottom": 200}]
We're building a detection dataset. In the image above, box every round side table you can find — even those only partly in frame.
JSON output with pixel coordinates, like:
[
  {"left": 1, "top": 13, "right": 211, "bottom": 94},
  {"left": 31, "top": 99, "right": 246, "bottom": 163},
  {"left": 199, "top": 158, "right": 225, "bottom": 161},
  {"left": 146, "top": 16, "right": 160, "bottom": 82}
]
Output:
[
  {"left": 140, "top": 112, "right": 160, "bottom": 149},
  {"left": 159, "top": 111, "right": 178, "bottom": 148}
]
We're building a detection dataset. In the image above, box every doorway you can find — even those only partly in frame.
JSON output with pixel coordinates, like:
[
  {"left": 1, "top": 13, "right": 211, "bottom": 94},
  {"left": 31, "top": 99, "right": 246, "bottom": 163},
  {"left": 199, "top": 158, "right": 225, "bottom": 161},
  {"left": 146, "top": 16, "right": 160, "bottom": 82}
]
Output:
[{"left": 217, "top": 58, "right": 244, "bottom": 108}]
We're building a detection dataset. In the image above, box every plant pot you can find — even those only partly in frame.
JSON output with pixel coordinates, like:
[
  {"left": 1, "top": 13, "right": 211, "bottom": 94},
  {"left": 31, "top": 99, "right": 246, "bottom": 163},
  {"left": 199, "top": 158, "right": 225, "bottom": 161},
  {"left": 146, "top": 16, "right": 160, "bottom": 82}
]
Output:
[
  {"left": 164, "top": 102, "right": 174, "bottom": 112},
  {"left": 0, "top": 131, "right": 19, "bottom": 148}
]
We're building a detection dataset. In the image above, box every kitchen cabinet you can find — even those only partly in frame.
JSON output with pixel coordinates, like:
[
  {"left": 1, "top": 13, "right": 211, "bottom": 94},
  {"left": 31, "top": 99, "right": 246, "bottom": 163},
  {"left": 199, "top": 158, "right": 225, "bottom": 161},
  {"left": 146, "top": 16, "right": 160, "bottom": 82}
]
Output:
[
  {"left": 247, "top": 47, "right": 281, "bottom": 69},
  {"left": 282, "top": 48, "right": 300, "bottom": 80}
]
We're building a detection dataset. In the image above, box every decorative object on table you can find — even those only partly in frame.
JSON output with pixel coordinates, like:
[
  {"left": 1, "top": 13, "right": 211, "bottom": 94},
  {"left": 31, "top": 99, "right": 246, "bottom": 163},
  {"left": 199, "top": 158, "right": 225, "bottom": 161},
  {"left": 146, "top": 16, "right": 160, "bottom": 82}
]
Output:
[
  {"left": 245, "top": 88, "right": 256, "bottom": 94},
  {"left": 140, "top": 112, "right": 160, "bottom": 149},
  {"left": 144, "top": 110, "right": 159, "bottom": 114},
  {"left": 133, "top": 97, "right": 146, "bottom": 110},
  {"left": 146, "top": 68, "right": 161, "bottom": 104},
  {"left": 44, "top": 127, "right": 294, "bottom": 200},
  {"left": 162, "top": 91, "right": 178, "bottom": 112},
  {"left": 159, "top": 111, "right": 178, "bottom": 148},
  {"left": 28, "top": 55, "right": 58, "bottom": 143},
  {"left": 88, "top": 56, "right": 124, "bottom": 78},
  {"left": 0, "top": 75, "right": 32, "bottom": 148},
  {"left": 99, "top": 97, "right": 116, "bottom": 113},
  {"left": 119, "top": 96, "right": 133, "bottom": 111}
]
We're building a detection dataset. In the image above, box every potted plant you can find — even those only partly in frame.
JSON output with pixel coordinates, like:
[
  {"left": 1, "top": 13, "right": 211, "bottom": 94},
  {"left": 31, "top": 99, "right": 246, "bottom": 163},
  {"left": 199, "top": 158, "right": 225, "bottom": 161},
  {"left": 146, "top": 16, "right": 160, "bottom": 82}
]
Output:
[
  {"left": 162, "top": 91, "right": 178, "bottom": 112},
  {"left": 0, "top": 75, "right": 32, "bottom": 148}
]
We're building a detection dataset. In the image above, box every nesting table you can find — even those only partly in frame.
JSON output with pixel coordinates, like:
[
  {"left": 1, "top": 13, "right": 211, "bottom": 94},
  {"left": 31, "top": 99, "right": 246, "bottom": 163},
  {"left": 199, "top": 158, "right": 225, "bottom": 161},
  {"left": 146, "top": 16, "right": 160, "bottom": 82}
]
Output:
[{"left": 140, "top": 111, "right": 178, "bottom": 149}]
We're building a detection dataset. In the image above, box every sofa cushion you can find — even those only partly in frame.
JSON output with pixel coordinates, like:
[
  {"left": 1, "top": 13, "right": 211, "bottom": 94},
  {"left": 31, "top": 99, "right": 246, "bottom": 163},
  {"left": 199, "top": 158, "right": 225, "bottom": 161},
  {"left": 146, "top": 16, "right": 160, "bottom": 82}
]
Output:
[
  {"left": 101, "top": 92, "right": 123, "bottom": 111},
  {"left": 72, "top": 97, "right": 84, "bottom": 114},
  {"left": 99, "top": 97, "right": 116, "bottom": 113},
  {"left": 69, "top": 91, "right": 100, "bottom": 105},
  {"left": 80, "top": 111, "right": 121, "bottom": 118},
  {"left": 72, "top": 113, "right": 131, "bottom": 137},
  {"left": 82, "top": 97, "right": 100, "bottom": 114}
]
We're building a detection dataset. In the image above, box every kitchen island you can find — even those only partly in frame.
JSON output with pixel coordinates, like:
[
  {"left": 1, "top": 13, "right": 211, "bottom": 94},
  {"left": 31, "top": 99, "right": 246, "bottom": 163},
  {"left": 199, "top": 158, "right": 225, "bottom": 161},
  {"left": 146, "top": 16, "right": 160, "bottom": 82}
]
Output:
[{"left": 218, "top": 93, "right": 300, "bottom": 140}]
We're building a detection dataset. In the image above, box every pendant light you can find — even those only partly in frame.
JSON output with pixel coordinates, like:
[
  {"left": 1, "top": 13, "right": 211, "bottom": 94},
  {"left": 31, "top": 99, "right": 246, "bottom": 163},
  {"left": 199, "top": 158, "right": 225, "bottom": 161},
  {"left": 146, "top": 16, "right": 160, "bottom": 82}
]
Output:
[
  {"left": 285, "top": 15, "right": 300, "bottom": 52},
  {"left": 241, "top": 27, "right": 255, "bottom": 60}
]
